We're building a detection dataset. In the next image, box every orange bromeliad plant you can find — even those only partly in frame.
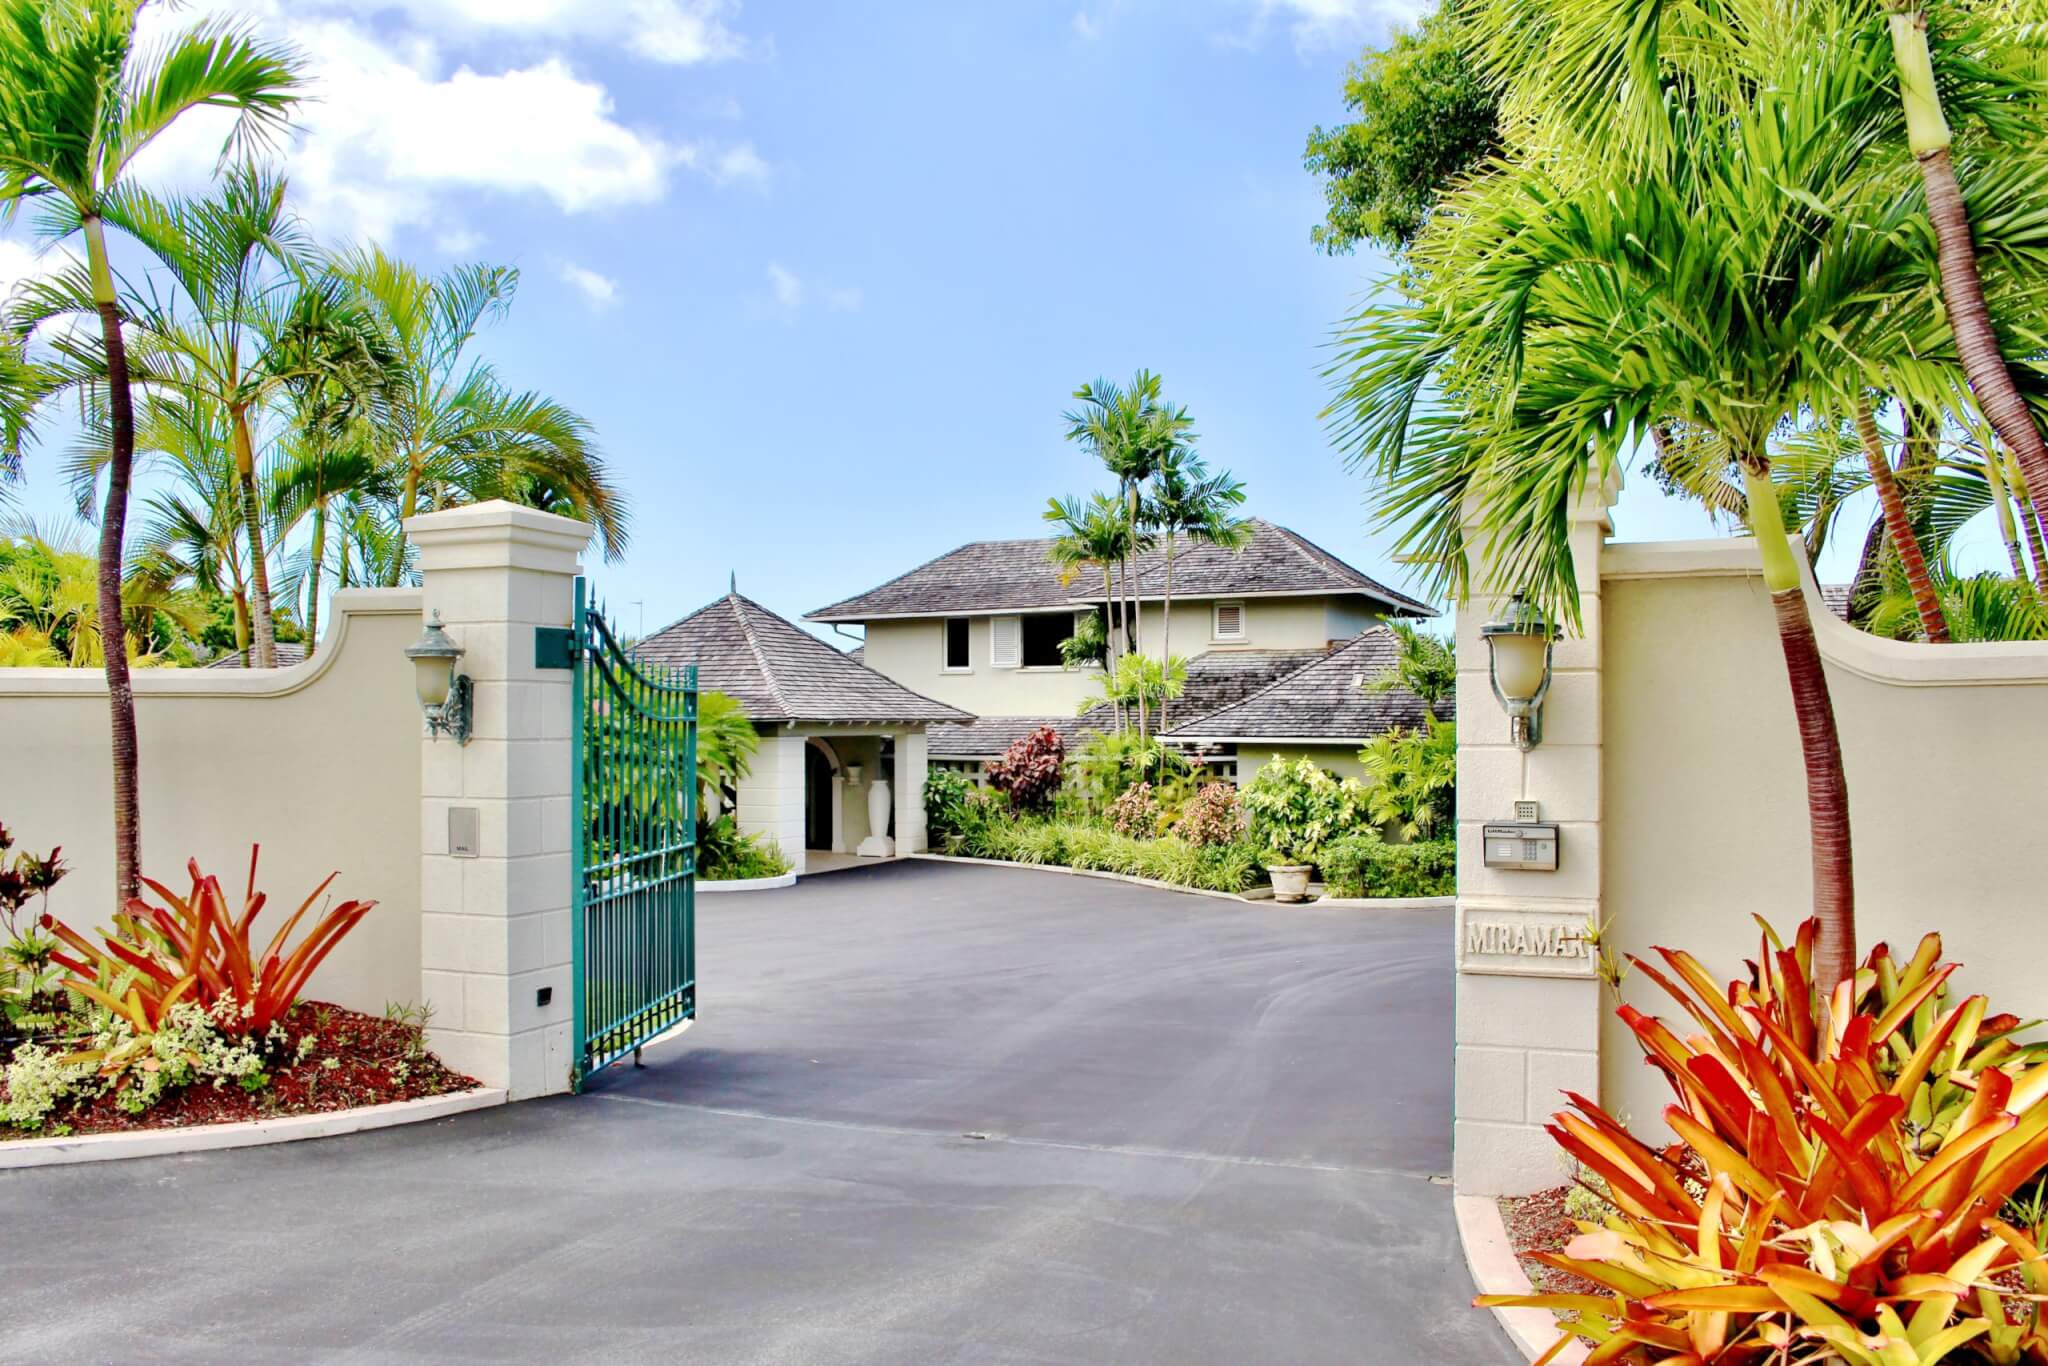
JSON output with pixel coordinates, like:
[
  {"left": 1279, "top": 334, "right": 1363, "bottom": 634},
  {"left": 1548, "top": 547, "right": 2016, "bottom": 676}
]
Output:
[
  {"left": 43, "top": 847, "right": 375, "bottom": 1042},
  {"left": 1485, "top": 919, "right": 2048, "bottom": 1365}
]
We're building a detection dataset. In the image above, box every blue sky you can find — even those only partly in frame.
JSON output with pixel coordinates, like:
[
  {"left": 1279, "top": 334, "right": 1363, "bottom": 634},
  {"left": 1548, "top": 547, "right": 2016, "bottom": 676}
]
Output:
[{"left": 11, "top": 0, "right": 1876, "bottom": 642}]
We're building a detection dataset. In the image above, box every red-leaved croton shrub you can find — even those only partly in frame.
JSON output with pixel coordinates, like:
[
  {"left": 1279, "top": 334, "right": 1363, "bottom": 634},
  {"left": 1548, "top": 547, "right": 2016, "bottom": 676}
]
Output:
[
  {"left": 985, "top": 724, "right": 1064, "bottom": 813},
  {"left": 44, "top": 846, "right": 375, "bottom": 1040},
  {"left": 1485, "top": 918, "right": 2048, "bottom": 1365}
]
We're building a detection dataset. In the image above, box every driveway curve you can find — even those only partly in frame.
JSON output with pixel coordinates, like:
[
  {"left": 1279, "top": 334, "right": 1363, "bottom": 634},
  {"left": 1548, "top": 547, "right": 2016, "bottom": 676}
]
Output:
[{"left": 6, "top": 860, "right": 1517, "bottom": 1364}]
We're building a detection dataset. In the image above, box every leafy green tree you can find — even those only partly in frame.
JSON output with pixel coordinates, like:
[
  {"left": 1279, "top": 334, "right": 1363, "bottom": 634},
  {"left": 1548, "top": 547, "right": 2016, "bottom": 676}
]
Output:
[
  {"left": 0, "top": 0, "right": 303, "bottom": 900},
  {"left": 1303, "top": 4, "right": 1500, "bottom": 253},
  {"left": 1357, "top": 715, "right": 1457, "bottom": 842},
  {"left": 1045, "top": 491, "right": 1138, "bottom": 723}
]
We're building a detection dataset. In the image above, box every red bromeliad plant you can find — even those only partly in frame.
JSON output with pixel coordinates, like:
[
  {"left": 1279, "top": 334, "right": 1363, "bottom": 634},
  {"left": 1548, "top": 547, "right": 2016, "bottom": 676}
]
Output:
[
  {"left": 43, "top": 847, "right": 375, "bottom": 1041},
  {"left": 1485, "top": 918, "right": 2048, "bottom": 1365}
]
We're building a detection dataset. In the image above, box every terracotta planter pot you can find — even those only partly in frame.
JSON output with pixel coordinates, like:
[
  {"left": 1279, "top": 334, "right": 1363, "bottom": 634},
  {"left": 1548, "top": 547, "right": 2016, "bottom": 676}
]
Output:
[{"left": 1267, "top": 863, "right": 1312, "bottom": 903}]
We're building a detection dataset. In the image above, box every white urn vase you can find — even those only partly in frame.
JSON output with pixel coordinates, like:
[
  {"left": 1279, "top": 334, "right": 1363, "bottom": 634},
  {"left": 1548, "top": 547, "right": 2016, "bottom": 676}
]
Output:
[{"left": 857, "top": 777, "right": 895, "bottom": 858}]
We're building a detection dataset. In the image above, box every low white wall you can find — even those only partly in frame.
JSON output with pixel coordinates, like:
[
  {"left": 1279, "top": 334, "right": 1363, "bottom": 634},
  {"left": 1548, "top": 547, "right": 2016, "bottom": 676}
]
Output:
[
  {"left": 1599, "top": 540, "right": 2048, "bottom": 1137},
  {"left": 0, "top": 590, "right": 424, "bottom": 1017}
]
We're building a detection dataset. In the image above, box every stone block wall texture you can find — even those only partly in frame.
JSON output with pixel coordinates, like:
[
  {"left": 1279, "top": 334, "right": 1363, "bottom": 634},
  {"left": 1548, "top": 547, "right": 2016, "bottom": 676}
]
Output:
[{"left": 410, "top": 500, "right": 590, "bottom": 1099}]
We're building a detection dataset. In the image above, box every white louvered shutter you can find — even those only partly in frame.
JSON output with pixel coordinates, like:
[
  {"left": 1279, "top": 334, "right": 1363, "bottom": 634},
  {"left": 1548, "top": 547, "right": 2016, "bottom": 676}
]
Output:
[
  {"left": 990, "top": 616, "right": 1022, "bottom": 668},
  {"left": 1214, "top": 602, "right": 1245, "bottom": 641}
]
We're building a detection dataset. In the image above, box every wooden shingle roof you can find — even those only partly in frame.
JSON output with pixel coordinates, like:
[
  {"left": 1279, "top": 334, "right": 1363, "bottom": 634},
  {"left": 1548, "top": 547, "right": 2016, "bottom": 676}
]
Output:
[
  {"left": 807, "top": 519, "right": 1432, "bottom": 622},
  {"left": 635, "top": 593, "right": 970, "bottom": 727},
  {"left": 1161, "top": 627, "right": 1449, "bottom": 743}
]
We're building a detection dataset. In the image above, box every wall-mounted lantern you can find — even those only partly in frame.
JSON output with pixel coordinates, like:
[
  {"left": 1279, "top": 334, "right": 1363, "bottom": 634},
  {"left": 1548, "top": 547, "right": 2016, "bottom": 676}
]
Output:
[
  {"left": 404, "top": 610, "right": 472, "bottom": 744},
  {"left": 1480, "top": 595, "right": 1553, "bottom": 752}
]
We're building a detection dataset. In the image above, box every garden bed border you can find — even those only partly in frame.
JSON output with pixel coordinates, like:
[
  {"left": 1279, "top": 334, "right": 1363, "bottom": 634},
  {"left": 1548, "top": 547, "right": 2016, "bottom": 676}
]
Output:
[
  {"left": 699, "top": 870, "right": 799, "bottom": 892},
  {"left": 1454, "top": 1193, "right": 1587, "bottom": 1365},
  {"left": 0, "top": 1086, "right": 506, "bottom": 1169},
  {"left": 913, "top": 853, "right": 1455, "bottom": 909}
]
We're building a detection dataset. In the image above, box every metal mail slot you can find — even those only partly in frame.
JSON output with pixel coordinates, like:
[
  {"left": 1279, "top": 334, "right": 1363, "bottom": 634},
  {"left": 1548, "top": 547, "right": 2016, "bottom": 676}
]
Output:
[{"left": 1482, "top": 822, "right": 1559, "bottom": 871}]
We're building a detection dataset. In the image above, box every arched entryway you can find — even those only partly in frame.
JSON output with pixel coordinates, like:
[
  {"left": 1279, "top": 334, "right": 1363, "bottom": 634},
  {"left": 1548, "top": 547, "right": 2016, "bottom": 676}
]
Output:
[{"left": 804, "top": 737, "right": 843, "bottom": 853}]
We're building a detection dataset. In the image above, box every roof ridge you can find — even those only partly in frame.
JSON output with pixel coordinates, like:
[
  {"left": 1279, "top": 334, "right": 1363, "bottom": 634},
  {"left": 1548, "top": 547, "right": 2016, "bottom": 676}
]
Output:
[
  {"left": 806, "top": 537, "right": 1053, "bottom": 619},
  {"left": 729, "top": 594, "right": 793, "bottom": 718}
]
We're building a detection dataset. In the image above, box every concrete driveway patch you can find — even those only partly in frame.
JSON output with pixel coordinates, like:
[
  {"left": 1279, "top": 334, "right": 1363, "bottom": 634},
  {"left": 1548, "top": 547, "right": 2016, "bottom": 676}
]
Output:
[{"left": 5, "top": 860, "right": 1516, "bottom": 1364}]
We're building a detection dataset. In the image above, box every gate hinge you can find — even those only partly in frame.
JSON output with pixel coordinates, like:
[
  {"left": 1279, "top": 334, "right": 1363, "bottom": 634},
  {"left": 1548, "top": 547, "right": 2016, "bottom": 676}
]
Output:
[{"left": 535, "top": 626, "right": 578, "bottom": 670}]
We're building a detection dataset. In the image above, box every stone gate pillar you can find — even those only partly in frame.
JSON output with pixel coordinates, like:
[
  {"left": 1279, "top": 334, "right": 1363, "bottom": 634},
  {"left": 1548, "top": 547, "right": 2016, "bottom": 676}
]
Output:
[
  {"left": 1452, "top": 468, "right": 1618, "bottom": 1194},
  {"left": 408, "top": 500, "right": 592, "bottom": 1099}
]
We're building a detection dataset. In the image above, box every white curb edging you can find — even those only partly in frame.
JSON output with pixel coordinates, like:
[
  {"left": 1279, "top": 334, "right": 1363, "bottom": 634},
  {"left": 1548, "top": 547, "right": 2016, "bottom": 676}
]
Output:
[
  {"left": 0, "top": 1086, "right": 507, "bottom": 1169},
  {"left": 1314, "top": 893, "right": 1455, "bottom": 911},
  {"left": 1455, "top": 1193, "right": 1587, "bottom": 1365},
  {"left": 910, "top": 852, "right": 1259, "bottom": 903},
  {"left": 699, "top": 870, "right": 798, "bottom": 892}
]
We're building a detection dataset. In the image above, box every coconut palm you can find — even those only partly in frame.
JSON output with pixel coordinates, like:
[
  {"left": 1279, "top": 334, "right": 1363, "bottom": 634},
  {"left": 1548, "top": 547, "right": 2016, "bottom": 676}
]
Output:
[
  {"left": 0, "top": 0, "right": 303, "bottom": 900},
  {"left": 1044, "top": 491, "right": 1139, "bottom": 727},
  {"left": 1880, "top": 0, "right": 2048, "bottom": 570},
  {"left": 105, "top": 166, "right": 383, "bottom": 665},
  {"left": 1063, "top": 372, "right": 1188, "bottom": 652},
  {"left": 1326, "top": 0, "right": 2048, "bottom": 985},
  {"left": 1144, "top": 448, "right": 1248, "bottom": 727},
  {"left": 332, "top": 247, "right": 627, "bottom": 580}
]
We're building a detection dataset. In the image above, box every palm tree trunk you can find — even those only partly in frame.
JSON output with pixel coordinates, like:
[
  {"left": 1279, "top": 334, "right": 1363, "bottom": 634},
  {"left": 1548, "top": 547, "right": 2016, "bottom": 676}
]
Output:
[
  {"left": 1887, "top": 10, "right": 2048, "bottom": 557},
  {"left": 1981, "top": 445, "right": 2032, "bottom": 584},
  {"left": 389, "top": 459, "right": 421, "bottom": 586},
  {"left": 233, "top": 590, "right": 250, "bottom": 665},
  {"left": 1852, "top": 400, "right": 1948, "bottom": 641},
  {"left": 84, "top": 215, "right": 141, "bottom": 906},
  {"left": 1738, "top": 453, "right": 1855, "bottom": 988},
  {"left": 305, "top": 496, "right": 327, "bottom": 660},
  {"left": 231, "top": 408, "right": 278, "bottom": 667},
  {"left": 1102, "top": 567, "right": 1122, "bottom": 735}
]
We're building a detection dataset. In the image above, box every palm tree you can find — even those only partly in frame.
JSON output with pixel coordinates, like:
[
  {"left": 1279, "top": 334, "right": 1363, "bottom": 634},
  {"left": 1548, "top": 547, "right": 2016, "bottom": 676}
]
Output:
[
  {"left": 1327, "top": 0, "right": 2048, "bottom": 985},
  {"left": 0, "top": 0, "right": 302, "bottom": 901},
  {"left": 1044, "top": 492, "right": 1137, "bottom": 727},
  {"left": 1064, "top": 372, "right": 1187, "bottom": 652},
  {"left": 121, "top": 395, "right": 257, "bottom": 662},
  {"left": 333, "top": 247, "right": 627, "bottom": 580},
  {"left": 1145, "top": 448, "right": 1249, "bottom": 727},
  {"left": 1881, "top": 0, "right": 2048, "bottom": 558},
  {"left": 1850, "top": 399, "right": 1949, "bottom": 640},
  {"left": 694, "top": 690, "right": 759, "bottom": 820},
  {"left": 110, "top": 167, "right": 389, "bottom": 665},
  {"left": 1364, "top": 622, "right": 1456, "bottom": 719}
]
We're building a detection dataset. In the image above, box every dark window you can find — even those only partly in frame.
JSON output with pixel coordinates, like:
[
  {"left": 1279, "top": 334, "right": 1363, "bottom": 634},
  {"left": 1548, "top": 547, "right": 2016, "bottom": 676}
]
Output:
[
  {"left": 1021, "top": 613, "right": 1069, "bottom": 668},
  {"left": 945, "top": 617, "right": 970, "bottom": 669}
]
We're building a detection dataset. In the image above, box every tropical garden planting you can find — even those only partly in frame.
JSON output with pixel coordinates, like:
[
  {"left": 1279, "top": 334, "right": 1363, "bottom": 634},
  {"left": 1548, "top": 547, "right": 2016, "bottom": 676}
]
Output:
[
  {"left": 1311, "top": 0, "right": 2048, "bottom": 1356},
  {"left": 0, "top": 830, "right": 473, "bottom": 1137}
]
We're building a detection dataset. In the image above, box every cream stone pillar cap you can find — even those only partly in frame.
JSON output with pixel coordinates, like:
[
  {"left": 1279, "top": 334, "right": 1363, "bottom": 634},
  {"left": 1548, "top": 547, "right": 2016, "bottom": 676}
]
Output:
[{"left": 404, "top": 499, "right": 594, "bottom": 574}]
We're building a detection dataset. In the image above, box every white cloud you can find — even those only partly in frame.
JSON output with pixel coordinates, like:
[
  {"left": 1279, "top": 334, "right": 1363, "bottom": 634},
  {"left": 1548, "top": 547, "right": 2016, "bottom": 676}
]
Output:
[
  {"left": 766, "top": 262, "right": 802, "bottom": 310},
  {"left": 435, "top": 227, "right": 485, "bottom": 254},
  {"left": 126, "top": 1, "right": 763, "bottom": 247},
  {"left": 130, "top": 20, "right": 686, "bottom": 244},
  {"left": 711, "top": 143, "right": 770, "bottom": 188},
  {"left": 559, "top": 262, "right": 619, "bottom": 308},
  {"left": 323, "top": 0, "right": 748, "bottom": 66},
  {"left": 1072, "top": 11, "right": 1101, "bottom": 39},
  {"left": 1229, "top": 0, "right": 1409, "bottom": 53}
]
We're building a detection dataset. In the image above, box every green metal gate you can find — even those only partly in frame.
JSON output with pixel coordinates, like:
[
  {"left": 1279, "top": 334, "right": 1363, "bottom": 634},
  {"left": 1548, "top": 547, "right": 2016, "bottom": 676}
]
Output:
[{"left": 571, "top": 577, "right": 697, "bottom": 1086}]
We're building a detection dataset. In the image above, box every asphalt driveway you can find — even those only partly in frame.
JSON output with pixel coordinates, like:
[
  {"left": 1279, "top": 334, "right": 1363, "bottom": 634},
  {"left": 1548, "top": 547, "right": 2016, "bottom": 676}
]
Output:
[{"left": 5, "top": 860, "right": 1516, "bottom": 1364}]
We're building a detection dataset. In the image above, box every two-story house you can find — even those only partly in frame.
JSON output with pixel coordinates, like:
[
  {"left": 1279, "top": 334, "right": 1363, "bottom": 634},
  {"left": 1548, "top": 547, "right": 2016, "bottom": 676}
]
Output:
[{"left": 807, "top": 518, "right": 1444, "bottom": 781}]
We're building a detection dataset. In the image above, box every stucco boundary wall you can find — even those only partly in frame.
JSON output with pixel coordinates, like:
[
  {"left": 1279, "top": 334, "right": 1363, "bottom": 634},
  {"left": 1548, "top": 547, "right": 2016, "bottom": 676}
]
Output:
[
  {"left": 0, "top": 589, "right": 427, "bottom": 1016},
  {"left": 1452, "top": 495, "right": 2048, "bottom": 1197},
  {"left": 0, "top": 501, "right": 596, "bottom": 1104}
]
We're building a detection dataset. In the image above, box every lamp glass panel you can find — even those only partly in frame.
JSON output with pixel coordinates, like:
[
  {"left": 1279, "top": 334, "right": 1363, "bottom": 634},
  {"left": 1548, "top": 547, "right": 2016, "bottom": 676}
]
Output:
[
  {"left": 1490, "top": 633, "right": 1548, "bottom": 702},
  {"left": 414, "top": 654, "right": 455, "bottom": 708}
]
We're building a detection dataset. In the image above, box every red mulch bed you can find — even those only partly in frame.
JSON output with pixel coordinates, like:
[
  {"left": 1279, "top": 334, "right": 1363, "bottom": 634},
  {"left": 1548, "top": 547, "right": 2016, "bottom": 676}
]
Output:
[
  {"left": 2, "top": 1000, "right": 478, "bottom": 1139},
  {"left": 1500, "top": 1184, "right": 1604, "bottom": 1297}
]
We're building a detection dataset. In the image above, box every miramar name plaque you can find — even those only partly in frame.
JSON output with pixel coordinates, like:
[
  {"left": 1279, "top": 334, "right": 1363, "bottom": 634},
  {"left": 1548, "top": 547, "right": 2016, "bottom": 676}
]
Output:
[{"left": 1455, "top": 904, "right": 1596, "bottom": 978}]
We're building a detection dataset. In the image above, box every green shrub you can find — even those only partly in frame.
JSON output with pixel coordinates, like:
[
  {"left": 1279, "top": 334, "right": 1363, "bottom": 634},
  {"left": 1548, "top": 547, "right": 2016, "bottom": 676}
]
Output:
[
  {"left": 1319, "top": 832, "right": 1454, "bottom": 898},
  {"left": 698, "top": 815, "right": 792, "bottom": 880},
  {"left": 1240, "top": 757, "right": 1371, "bottom": 865},
  {"left": 924, "top": 768, "right": 977, "bottom": 840},
  {"left": 952, "top": 813, "right": 1263, "bottom": 894}
]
